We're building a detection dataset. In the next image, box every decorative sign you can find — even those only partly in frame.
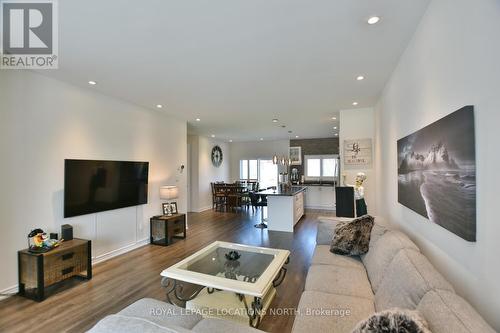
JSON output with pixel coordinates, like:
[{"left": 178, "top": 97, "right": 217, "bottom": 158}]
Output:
[{"left": 343, "top": 138, "right": 372, "bottom": 169}]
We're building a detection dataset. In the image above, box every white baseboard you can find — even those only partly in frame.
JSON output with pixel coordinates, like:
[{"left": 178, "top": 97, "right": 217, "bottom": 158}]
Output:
[
  {"left": 0, "top": 238, "right": 150, "bottom": 301},
  {"left": 194, "top": 205, "right": 212, "bottom": 213},
  {"left": 0, "top": 284, "right": 18, "bottom": 301},
  {"left": 92, "top": 238, "right": 149, "bottom": 265},
  {"left": 305, "top": 205, "right": 336, "bottom": 211}
]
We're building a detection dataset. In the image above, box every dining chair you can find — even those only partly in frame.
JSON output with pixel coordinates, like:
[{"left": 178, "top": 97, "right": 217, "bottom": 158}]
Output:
[{"left": 212, "top": 183, "right": 227, "bottom": 211}]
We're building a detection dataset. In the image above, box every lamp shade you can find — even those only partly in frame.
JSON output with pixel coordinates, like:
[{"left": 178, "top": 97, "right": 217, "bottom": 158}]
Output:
[{"left": 160, "top": 185, "right": 178, "bottom": 200}]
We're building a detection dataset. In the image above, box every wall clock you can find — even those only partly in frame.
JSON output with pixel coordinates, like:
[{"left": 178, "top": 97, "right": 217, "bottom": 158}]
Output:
[{"left": 211, "top": 145, "right": 223, "bottom": 167}]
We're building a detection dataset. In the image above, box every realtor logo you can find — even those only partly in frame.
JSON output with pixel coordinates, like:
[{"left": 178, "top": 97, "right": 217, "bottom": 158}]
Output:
[{"left": 1, "top": 0, "right": 58, "bottom": 69}]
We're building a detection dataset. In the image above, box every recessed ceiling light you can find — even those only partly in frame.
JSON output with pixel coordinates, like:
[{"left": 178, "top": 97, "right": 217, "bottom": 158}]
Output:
[
  {"left": 272, "top": 119, "right": 278, "bottom": 123},
  {"left": 211, "top": 134, "right": 215, "bottom": 138},
  {"left": 295, "top": 135, "right": 299, "bottom": 138},
  {"left": 367, "top": 16, "right": 381, "bottom": 25},
  {"left": 356, "top": 75, "right": 365, "bottom": 81},
  {"left": 229, "top": 139, "right": 233, "bottom": 143},
  {"left": 352, "top": 102, "right": 359, "bottom": 106},
  {"left": 88, "top": 80, "right": 97, "bottom": 85},
  {"left": 335, "top": 133, "right": 338, "bottom": 136},
  {"left": 195, "top": 118, "right": 201, "bottom": 122},
  {"left": 331, "top": 117, "right": 337, "bottom": 120},
  {"left": 333, "top": 126, "right": 337, "bottom": 130},
  {"left": 260, "top": 138, "right": 264, "bottom": 141},
  {"left": 156, "top": 104, "right": 163, "bottom": 109}
]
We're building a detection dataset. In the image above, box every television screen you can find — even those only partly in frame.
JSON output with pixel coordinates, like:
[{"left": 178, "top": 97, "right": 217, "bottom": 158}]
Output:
[{"left": 64, "top": 159, "right": 149, "bottom": 218}]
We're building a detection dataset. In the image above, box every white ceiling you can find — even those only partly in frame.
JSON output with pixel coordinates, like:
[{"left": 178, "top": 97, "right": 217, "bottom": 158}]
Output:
[{"left": 39, "top": 0, "right": 430, "bottom": 142}]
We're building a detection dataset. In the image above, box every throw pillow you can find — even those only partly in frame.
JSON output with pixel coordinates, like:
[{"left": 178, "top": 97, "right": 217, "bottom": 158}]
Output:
[
  {"left": 330, "top": 215, "right": 374, "bottom": 256},
  {"left": 352, "top": 308, "right": 431, "bottom": 333}
]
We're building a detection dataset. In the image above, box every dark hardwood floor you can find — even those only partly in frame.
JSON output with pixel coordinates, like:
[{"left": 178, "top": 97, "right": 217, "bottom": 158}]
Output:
[{"left": 0, "top": 209, "right": 332, "bottom": 333}]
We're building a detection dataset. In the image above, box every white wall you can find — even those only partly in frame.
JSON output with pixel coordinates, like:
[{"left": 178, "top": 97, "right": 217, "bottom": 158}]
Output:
[
  {"left": 339, "top": 108, "right": 376, "bottom": 214},
  {"left": 229, "top": 139, "right": 290, "bottom": 181},
  {"left": 188, "top": 135, "right": 230, "bottom": 212},
  {"left": 0, "top": 71, "right": 187, "bottom": 294},
  {"left": 187, "top": 135, "right": 199, "bottom": 212},
  {"left": 375, "top": 0, "right": 500, "bottom": 329}
]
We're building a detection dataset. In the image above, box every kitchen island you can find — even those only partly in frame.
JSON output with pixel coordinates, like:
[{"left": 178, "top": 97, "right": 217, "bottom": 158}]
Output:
[{"left": 258, "top": 186, "right": 306, "bottom": 232}]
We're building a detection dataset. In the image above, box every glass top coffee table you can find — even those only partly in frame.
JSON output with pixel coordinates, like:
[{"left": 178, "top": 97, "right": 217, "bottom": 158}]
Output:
[{"left": 160, "top": 241, "right": 290, "bottom": 327}]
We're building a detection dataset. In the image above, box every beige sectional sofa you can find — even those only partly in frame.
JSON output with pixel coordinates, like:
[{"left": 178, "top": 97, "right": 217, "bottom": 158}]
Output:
[
  {"left": 291, "top": 218, "right": 495, "bottom": 333},
  {"left": 89, "top": 217, "right": 495, "bottom": 333}
]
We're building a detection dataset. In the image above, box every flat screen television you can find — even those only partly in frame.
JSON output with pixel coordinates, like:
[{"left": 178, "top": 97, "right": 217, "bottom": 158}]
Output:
[{"left": 64, "top": 159, "right": 149, "bottom": 218}]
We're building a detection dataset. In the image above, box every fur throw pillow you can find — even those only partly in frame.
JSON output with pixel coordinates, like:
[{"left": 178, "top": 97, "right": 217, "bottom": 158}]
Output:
[
  {"left": 330, "top": 215, "right": 374, "bottom": 256},
  {"left": 352, "top": 308, "right": 431, "bottom": 333}
]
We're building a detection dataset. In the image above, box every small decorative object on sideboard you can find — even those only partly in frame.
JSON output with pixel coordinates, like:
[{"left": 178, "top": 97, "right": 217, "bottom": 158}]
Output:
[
  {"left": 28, "top": 229, "right": 62, "bottom": 253},
  {"left": 150, "top": 213, "right": 186, "bottom": 246},
  {"left": 61, "top": 224, "right": 73, "bottom": 241},
  {"left": 224, "top": 250, "right": 241, "bottom": 261}
]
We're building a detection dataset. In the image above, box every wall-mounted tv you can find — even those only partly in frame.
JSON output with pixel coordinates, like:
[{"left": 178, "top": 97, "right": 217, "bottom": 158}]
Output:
[{"left": 64, "top": 159, "right": 149, "bottom": 218}]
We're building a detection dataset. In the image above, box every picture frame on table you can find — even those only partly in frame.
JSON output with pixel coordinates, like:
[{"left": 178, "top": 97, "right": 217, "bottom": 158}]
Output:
[
  {"left": 170, "top": 202, "right": 178, "bottom": 214},
  {"left": 162, "top": 203, "right": 171, "bottom": 215}
]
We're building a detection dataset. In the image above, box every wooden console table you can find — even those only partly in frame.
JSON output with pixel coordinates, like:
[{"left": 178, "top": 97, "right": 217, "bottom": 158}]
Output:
[
  {"left": 18, "top": 238, "right": 92, "bottom": 301},
  {"left": 150, "top": 213, "right": 186, "bottom": 246}
]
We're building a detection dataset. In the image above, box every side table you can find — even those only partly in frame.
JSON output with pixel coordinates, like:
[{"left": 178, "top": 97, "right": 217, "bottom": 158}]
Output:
[{"left": 150, "top": 213, "right": 186, "bottom": 246}]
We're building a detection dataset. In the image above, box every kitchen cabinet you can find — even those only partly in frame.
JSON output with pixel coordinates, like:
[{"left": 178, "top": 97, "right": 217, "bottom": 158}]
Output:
[{"left": 304, "top": 185, "right": 336, "bottom": 210}]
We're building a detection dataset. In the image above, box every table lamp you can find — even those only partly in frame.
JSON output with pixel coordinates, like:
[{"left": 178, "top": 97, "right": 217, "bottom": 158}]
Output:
[{"left": 160, "top": 185, "right": 178, "bottom": 216}]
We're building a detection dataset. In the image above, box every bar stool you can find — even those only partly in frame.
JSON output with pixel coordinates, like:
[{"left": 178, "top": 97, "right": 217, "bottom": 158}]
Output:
[{"left": 250, "top": 192, "right": 268, "bottom": 229}]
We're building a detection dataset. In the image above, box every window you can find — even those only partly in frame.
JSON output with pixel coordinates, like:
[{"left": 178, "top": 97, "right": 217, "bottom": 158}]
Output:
[
  {"left": 240, "top": 160, "right": 248, "bottom": 179},
  {"left": 306, "top": 158, "right": 321, "bottom": 177},
  {"left": 258, "top": 160, "right": 278, "bottom": 189},
  {"left": 240, "top": 159, "right": 258, "bottom": 180},
  {"left": 304, "top": 155, "right": 339, "bottom": 181},
  {"left": 249, "top": 160, "right": 258, "bottom": 180},
  {"left": 322, "top": 158, "right": 336, "bottom": 177},
  {"left": 239, "top": 159, "right": 278, "bottom": 188}
]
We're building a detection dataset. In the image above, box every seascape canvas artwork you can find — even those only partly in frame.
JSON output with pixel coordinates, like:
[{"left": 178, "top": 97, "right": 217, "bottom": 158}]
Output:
[{"left": 397, "top": 106, "right": 476, "bottom": 241}]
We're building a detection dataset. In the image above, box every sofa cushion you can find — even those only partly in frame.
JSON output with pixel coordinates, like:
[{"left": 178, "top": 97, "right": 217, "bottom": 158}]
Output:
[
  {"left": 87, "top": 314, "right": 192, "bottom": 333},
  {"left": 316, "top": 217, "right": 387, "bottom": 247},
  {"left": 330, "top": 215, "right": 374, "bottom": 256},
  {"left": 364, "top": 223, "right": 389, "bottom": 251},
  {"left": 305, "top": 265, "right": 374, "bottom": 300},
  {"left": 291, "top": 291, "right": 375, "bottom": 333},
  {"left": 375, "top": 250, "right": 454, "bottom": 311},
  {"left": 192, "top": 318, "right": 264, "bottom": 333},
  {"left": 118, "top": 298, "right": 202, "bottom": 329},
  {"left": 311, "top": 245, "right": 364, "bottom": 270},
  {"left": 362, "top": 230, "right": 420, "bottom": 292},
  {"left": 417, "top": 290, "right": 496, "bottom": 333},
  {"left": 352, "top": 308, "right": 431, "bottom": 333}
]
